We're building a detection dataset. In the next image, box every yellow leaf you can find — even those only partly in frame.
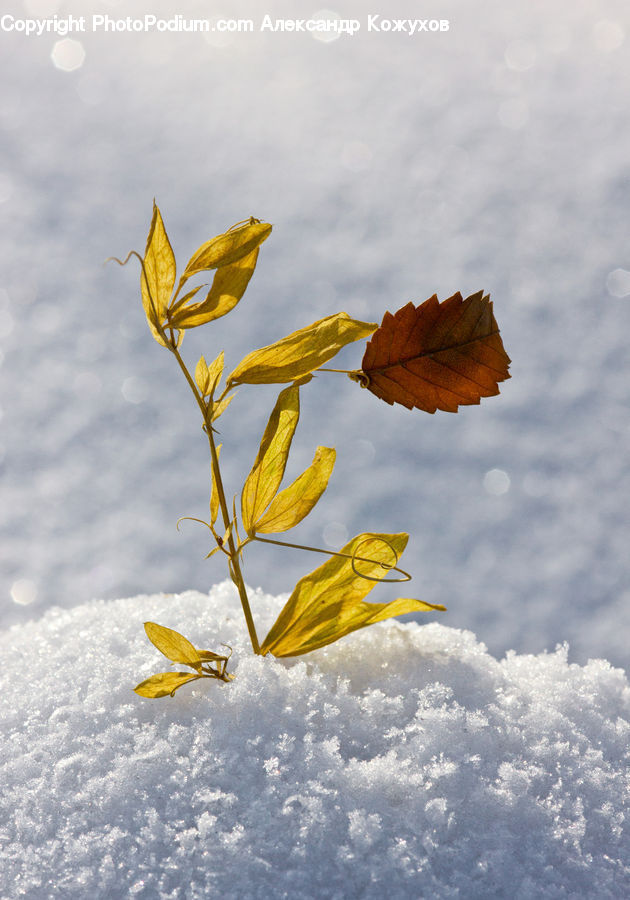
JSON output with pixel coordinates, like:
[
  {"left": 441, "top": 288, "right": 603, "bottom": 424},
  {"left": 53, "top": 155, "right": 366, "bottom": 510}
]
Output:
[
  {"left": 170, "top": 248, "right": 260, "bottom": 329},
  {"left": 195, "top": 351, "right": 224, "bottom": 397},
  {"left": 241, "top": 384, "right": 300, "bottom": 535},
  {"left": 144, "top": 622, "right": 202, "bottom": 668},
  {"left": 134, "top": 671, "right": 201, "bottom": 698},
  {"left": 181, "top": 220, "right": 271, "bottom": 285},
  {"left": 226, "top": 313, "right": 378, "bottom": 386},
  {"left": 141, "top": 202, "right": 176, "bottom": 346},
  {"left": 212, "top": 391, "right": 235, "bottom": 421},
  {"left": 195, "top": 355, "right": 210, "bottom": 395},
  {"left": 255, "top": 446, "right": 336, "bottom": 534},
  {"left": 210, "top": 444, "right": 222, "bottom": 526},
  {"left": 260, "top": 532, "right": 446, "bottom": 657},
  {"left": 169, "top": 283, "right": 204, "bottom": 316},
  {"left": 207, "top": 351, "right": 225, "bottom": 397}
]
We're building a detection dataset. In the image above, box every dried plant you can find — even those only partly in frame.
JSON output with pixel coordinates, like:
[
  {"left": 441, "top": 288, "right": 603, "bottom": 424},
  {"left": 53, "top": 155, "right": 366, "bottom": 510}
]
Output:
[{"left": 111, "top": 204, "right": 510, "bottom": 697}]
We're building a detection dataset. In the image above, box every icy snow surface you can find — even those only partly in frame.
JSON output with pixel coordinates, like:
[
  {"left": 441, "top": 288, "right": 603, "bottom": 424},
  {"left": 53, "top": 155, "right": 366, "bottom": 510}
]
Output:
[{"left": 1, "top": 584, "right": 629, "bottom": 899}]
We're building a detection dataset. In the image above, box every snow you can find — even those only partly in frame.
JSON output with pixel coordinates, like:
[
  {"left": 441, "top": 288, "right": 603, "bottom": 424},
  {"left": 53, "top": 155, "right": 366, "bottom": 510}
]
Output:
[{"left": 1, "top": 584, "right": 629, "bottom": 898}]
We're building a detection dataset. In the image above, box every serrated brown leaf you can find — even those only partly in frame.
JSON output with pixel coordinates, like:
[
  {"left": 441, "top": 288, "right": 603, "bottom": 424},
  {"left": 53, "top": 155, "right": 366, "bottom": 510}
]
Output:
[{"left": 358, "top": 291, "right": 510, "bottom": 414}]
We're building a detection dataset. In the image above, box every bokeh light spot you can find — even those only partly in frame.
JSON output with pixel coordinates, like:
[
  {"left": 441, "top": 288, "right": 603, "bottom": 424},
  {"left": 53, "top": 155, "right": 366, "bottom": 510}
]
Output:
[
  {"left": 311, "top": 10, "right": 341, "bottom": 43},
  {"left": 606, "top": 268, "right": 630, "bottom": 297},
  {"left": 121, "top": 376, "right": 148, "bottom": 404},
  {"left": 323, "top": 521, "right": 349, "bottom": 548},
  {"left": 10, "top": 579, "right": 38, "bottom": 606},
  {"left": 483, "top": 468, "right": 511, "bottom": 496},
  {"left": 51, "top": 39, "right": 86, "bottom": 72}
]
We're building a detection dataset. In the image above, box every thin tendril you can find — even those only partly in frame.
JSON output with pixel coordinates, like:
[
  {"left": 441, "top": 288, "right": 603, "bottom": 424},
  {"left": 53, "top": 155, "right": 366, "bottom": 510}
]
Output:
[
  {"left": 176, "top": 516, "right": 231, "bottom": 559},
  {"left": 252, "top": 535, "right": 411, "bottom": 583},
  {"left": 107, "top": 250, "right": 166, "bottom": 341},
  {"left": 176, "top": 516, "right": 213, "bottom": 533}
]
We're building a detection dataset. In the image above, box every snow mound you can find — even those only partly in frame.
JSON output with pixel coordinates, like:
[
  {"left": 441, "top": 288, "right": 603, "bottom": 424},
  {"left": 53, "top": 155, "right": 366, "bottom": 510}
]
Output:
[{"left": 1, "top": 583, "right": 629, "bottom": 899}]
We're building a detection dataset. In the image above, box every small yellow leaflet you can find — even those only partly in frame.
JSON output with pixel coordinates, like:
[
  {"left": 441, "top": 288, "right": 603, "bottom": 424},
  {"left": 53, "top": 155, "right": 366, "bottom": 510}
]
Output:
[
  {"left": 180, "top": 220, "right": 272, "bottom": 287},
  {"left": 195, "top": 355, "right": 210, "bottom": 395},
  {"left": 169, "top": 283, "right": 204, "bottom": 316},
  {"left": 195, "top": 351, "right": 224, "bottom": 398},
  {"left": 141, "top": 202, "right": 176, "bottom": 346},
  {"left": 134, "top": 671, "right": 201, "bottom": 699},
  {"left": 212, "top": 391, "right": 235, "bottom": 422},
  {"left": 135, "top": 623, "right": 234, "bottom": 698},
  {"left": 241, "top": 384, "right": 300, "bottom": 535},
  {"left": 227, "top": 313, "right": 377, "bottom": 386},
  {"left": 254, "top": 446, "right": 335, "bottom": 534},
  {"left": 144, "top": 621, "right": 202, "bottom": 669},
  {"left": 171, "top": 248, "right": 261, "bottom": 329}
]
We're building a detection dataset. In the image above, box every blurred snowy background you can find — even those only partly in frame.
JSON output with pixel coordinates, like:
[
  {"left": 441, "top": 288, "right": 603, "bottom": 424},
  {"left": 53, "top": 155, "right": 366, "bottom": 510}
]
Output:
[{"left": 1, "top": 0, "right": 629, "bottom": 668}]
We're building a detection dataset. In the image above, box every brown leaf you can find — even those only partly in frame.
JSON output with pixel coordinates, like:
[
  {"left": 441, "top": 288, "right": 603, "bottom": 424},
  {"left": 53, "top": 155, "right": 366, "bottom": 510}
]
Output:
[{"left": 358, "top": 291, "right": 510, "bottom": 413}]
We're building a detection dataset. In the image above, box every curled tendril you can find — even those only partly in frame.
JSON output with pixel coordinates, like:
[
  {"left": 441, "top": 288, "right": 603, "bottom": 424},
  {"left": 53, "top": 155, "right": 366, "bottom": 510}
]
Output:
[
  {"left": 347, "top": 370, "right": 370, "bottom": 388},
  {"left": 251, "top": 535, "right": 412, "bottom": 584},
  {"left": 350, "top": 537, "right": 411, "bottom": 583},
  {"left": 106, "top": 250, "right": 154, "bottom": 313}
]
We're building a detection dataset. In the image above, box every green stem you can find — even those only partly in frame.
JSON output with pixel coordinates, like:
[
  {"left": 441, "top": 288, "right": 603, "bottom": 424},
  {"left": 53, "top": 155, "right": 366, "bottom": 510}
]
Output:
[{"left": 168, "top": 340, "right": 261, "bottom": 654}]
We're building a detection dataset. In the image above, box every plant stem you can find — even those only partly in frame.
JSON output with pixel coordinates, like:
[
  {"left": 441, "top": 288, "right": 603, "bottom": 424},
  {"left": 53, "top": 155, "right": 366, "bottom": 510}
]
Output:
[
  {"left": 317, "top": 367, "right": 368, "bottom": 386},
  {"left": 168, "top": 340, "right": 261, "bottom": 654},
  {"left": 251, "top": 535, "right": 411, "bottom": 583}
]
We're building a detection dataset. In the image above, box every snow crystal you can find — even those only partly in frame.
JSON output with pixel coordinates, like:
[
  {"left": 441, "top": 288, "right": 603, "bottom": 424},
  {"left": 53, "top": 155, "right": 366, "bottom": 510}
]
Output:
[{"left": 1, "top": 585, "right": 628, "bottom": 898}]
